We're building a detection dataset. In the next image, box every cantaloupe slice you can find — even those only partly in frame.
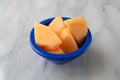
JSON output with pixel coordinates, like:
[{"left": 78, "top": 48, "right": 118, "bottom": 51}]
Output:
[
  {"left": 49, "top": 16, "right": 66, "bottom": 35},
  {"left": 34, "top": 23, "right": 62, "bottom": 50},
  {"left": 59, "top": 28, "right": 78, "bottom": 53},
  {"left": 48, "top": 47, "right": 65, "bottom": 54},
  {"left": 64, "top": 17, "right": 88, "bottom": 46}
]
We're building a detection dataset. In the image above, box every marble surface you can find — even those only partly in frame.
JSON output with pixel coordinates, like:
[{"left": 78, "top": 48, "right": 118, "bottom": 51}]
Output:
[{"left": 0, "top": 0, "right": 120, "bottom": 80}]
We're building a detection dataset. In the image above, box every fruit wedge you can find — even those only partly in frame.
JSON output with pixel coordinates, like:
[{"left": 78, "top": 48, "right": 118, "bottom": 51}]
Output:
[
  {"left": 64, "top": 17, "right": 88, "bottom": 46},
  {"left": 34, "top": 23, "right": 62, "bottom": 50},
  {"left": 49, "top": 16, "right": 66, "bottom": 35},
  {"left": 59, "top": 28, "right": 78, "bottom": 53}
]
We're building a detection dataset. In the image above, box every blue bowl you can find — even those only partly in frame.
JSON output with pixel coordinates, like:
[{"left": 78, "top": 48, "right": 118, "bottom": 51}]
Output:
[{"left": 30, "top": 17, "right": 92, "bottom": 64}]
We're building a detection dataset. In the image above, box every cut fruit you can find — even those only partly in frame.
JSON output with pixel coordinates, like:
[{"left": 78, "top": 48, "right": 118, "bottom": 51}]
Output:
[
  {"left": 64, "top": 17, "right": 88, "bottom": 45},
  {"left": 49, "top": 16, "right": 66, "bottom": 35},
  {"left": 59, "top": 28, "right": 78, "bottom": 53},
  {"left": 48, "top": 47, "right": 65, "bottom": 54},
  {"left": 34, "top": 23, "right": 62, "bottom": 50},
  {"left": 34, "top": 17, "right": 88, "bottom": 54}
]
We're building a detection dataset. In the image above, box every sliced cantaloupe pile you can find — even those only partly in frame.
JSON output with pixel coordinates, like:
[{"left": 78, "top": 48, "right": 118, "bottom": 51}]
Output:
[
  {"left": 34, "top": 16, "right": 88, "bottom": 54},
  {"left": 64, "top": 17, "right": 88, "bottom": 46}
]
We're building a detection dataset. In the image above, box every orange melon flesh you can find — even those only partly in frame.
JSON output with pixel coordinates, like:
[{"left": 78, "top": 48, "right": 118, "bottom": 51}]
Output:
[
  {"left": 34, "top": 23, "right": 62, "bottom": 50},
  {"left": 48, "top": 47, "right": 65, "bottom": 54},
  {"left": 49, "top": 16, "right": 66, "bottom": 35},
  {"left": 64, "top": 17, "right": 88, "bottom": 45},
  {"left": 59, "top": 28, "right": 78, "bottom": 53}
]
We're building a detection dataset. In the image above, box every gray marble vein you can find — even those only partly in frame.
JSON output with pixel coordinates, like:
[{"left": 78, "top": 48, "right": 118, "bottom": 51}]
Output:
[{"left": 0, "top": 0, "right": 120, "bottom": 80}]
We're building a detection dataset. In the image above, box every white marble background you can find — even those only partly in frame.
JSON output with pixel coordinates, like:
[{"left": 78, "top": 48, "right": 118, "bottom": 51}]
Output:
[{"left": 0, "top": 0, "right": 120, "bottom": 80}]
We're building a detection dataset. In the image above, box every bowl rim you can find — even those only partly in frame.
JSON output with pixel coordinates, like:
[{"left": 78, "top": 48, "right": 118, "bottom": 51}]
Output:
[{"left": 30, "top": 17, "right": 92, "bottom": 60}]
